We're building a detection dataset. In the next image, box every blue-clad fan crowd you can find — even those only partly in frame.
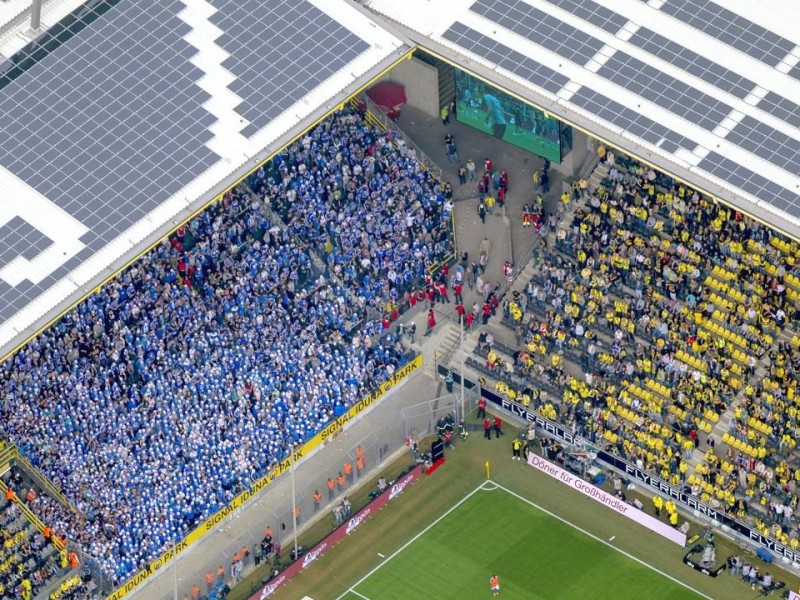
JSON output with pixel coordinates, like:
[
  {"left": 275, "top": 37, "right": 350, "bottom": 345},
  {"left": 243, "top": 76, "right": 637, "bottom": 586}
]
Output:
[{"left": 0, "top": 108, "right": 452, "bottom": 583}]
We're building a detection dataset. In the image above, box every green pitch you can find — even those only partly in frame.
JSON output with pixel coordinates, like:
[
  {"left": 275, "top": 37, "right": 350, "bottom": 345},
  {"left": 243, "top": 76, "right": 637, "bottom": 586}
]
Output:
[{"left": 338, "top": 482, "right": 707, "bottom": 600}]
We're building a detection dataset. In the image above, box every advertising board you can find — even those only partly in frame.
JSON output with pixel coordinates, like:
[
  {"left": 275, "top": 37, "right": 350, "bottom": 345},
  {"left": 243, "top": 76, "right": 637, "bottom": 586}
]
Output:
[
  {"left": 528, "top": 453, "right": 686, "bottom": 546},
  {"left": 247, "top": 465, "right": 423, "bottom": 599}
]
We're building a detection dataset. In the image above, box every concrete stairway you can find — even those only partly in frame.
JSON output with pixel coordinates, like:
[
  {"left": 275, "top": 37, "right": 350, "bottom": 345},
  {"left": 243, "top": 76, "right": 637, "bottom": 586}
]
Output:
[
  {"left": 422, "top": 321, "right": 463, "bottom": 378},
  {"left": 587, "top": 161, "right": 609, "bottom": 192},
  {"left": 507, "top": 259, "right": 538, "bottom": 296}
]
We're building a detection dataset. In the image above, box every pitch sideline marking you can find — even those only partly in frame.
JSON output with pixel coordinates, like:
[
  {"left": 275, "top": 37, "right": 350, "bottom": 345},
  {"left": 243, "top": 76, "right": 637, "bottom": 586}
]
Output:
[
  {"left": 492, "top": 482, "right": 713, "bottom": 600},
  {"left": 336, "top": 480, "right": 488, "bottom": 600},
  {"left": 349, "top": 591, "right": 372, "bottom": 600}
]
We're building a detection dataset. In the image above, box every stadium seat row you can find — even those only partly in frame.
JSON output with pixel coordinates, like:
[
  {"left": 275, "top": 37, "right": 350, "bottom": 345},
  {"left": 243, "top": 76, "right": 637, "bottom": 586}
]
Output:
[
  {"left": 721, "top": 433, "right": 766, "bottom": 458},
  {"left": 673, "top": 349, "right": 707, "bottom": 373},
  {"left": 747, "top": 416, "right": 773, "bottom": 436},
  {"left": 644, "top": 378, "right": 671, "bottom": 400},
  {"left": 695, "top": 314, "right": 747, "bottom": 348}
]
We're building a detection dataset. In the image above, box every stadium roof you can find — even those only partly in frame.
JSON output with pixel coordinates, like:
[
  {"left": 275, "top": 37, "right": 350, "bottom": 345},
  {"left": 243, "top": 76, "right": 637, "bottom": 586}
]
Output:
[
  {"left": 3, "top": 0, "right": 800, "bottom": 359},
  {"left": 0, "top": 0, "right": 407, "bottom": 357},
  {"left": 366, "top": 0, "right": 800, "bottom": 230}
]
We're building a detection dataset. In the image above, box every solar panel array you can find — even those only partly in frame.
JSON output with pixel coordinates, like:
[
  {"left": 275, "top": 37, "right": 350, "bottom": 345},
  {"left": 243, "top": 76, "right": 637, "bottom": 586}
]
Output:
[
  {"left": 537, "top": 0, "right": 628, "bottom": 34},
  {"left": 790, "top": 62, "right": 800, "bottom": 83},
  {"left": 727, "top": 117, "right": 800, "bottom": 175},
  {"left": 442, "top": 22, "right": 569, "bottom": 93},
  {"left": 759, "top": 91, "right": 800, "bottom": 130},
  {"left": 628, "top": 27, "right": 755, "bottom": 99},
  {"left": 698, "top": 151, "right": 800, "bottom": 215},
  {"left": 470, "top": 0, "right": 605, "bottom": 66},
  {"left": 439, "top": 0, "right": 800, "bottom": 224},
  {"left": 210, "top": 0, "right": 370, "bottom": 138},
  {"left": 0, "top": 218, "right": 53, "bottom": 271},
  {"left": 659, "top": 0, "right": 795, "bottom": 67},
  {"left": 597, "top": 52, "right": 732, "bottom": 131},
  {"left": 0, "top": 0, "right": 218, "bottom": 252},
  {"left": 570, "top": 88, "right": 693, "bottom": 153}
]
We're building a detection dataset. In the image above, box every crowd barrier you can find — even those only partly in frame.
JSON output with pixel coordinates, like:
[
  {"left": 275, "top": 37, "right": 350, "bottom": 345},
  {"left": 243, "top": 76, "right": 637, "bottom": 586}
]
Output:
[
  {"left": 106, "top": 355, "right": 423, "bottom": 600},
  {"left": 7, "top": 442, "right": 75, "bottom": 515},
  {"left": 475, "top": 380, "right": 800, "bottom": 567},
  {"left": 248, "top": 464, "right": 424, "bottom": 600}
]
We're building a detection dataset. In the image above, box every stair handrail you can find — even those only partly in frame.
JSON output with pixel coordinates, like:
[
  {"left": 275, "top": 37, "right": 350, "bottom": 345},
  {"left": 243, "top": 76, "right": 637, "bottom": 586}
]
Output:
[
  {"left": 0, "top": 441, "right": 17, "bottom": 475},
  {"left": 355, "top": 94, "right": 444, "bottom": 183},
  {"left": 4, "top": 441, "right": 78, "bottom": 515},
  {"left": 0, "top": 478, "right": 68, "bottom": 564}
]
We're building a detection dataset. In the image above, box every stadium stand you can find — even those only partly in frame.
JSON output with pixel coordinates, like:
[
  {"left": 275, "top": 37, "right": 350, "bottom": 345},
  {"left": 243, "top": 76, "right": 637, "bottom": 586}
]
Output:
[
  {"left": 0, "top": 108, "right": 450, "bottom": 585},
  {"left": 248, "top": 108, "right": 454, "bottom": 312},
  {"left": 476, "top": 150, "right": 800, "bottom": 552}
]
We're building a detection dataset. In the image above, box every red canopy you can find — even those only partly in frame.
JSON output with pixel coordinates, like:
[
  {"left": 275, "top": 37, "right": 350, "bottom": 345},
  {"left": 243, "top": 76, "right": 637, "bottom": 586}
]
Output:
[{"left": 366, "top": 81, "right": 407, "bottom": 110}]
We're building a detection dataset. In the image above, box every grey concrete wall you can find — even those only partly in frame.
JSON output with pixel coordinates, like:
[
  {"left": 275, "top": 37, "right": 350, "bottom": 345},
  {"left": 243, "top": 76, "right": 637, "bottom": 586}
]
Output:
[
  {"left": 375, "top": 57, "right": 439, "bottom": 118},
  {"left": 551, "top": 127, "right": 590, "bottom": 180},
  {"left": 552, "top": 147, "right": 574, "bottom": 179},
  {"left": 571, "top": 129, "right": 590, "bottom": 177}
]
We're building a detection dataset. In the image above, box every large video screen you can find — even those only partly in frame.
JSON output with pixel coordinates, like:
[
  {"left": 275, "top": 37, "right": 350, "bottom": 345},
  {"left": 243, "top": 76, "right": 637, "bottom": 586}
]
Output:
[{"left": 454, "top": 68, "right": 565, "bottom": 163}]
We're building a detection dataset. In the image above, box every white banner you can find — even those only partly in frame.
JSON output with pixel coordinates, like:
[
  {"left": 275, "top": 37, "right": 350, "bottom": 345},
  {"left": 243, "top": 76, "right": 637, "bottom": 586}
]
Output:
[{"left": 528, "top": 453, "right": 686, "bottom": 547}]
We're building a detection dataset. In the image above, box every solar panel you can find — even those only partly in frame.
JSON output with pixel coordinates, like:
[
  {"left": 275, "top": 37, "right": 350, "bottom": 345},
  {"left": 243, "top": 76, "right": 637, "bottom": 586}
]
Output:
[
  {"left": 788, "top": 62, "right": 800, "bottom": 85},
  {"left": 727, "top": 116, "right": 800, "bottom": 175},
  {"left": 758, "top": 91, "right": 800, "bottom": 130},
  {"left": 442, "top": 22, "right": 570, "bottom": 93},
  {"left": 536, "top": 0, "right": 628, "bottom": 34},
  {"left": 698, "top": 151, "right": 800, "bottom": 217},
  {"left": 210, "top": 0, "right": 369, "bottom": 133},
  {"left": 597, "top": 52, "right": 732, "bottom": 131},
  {"left": 469, "top": 0, "right": 605, "bottom": 66},
  {"left": 570, "top": 88, "right": 694, "bottom": 152},
  {"left": 628, "top": 28, "right": 755, "bottom": 100},
  {"left": 0, "top": 217, "right": 53, "bottom": 270},
  {"left": 660, "top": 0, "right": 795, "bottom": 67},
  {"left": 0, "top": 0, "right": 377, "bottom": 333}
]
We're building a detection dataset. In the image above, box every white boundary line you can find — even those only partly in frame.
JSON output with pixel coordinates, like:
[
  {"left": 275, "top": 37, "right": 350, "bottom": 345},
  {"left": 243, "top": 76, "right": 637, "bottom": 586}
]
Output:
[
  {"left": 336, "top": 481, "right": 488, "bottom": 600},
  {"left": 348, "top": 591, "right": 372, "bottom": 600},
  {"left": 492, "top": 482, "right": 713, "bottom": 600}
]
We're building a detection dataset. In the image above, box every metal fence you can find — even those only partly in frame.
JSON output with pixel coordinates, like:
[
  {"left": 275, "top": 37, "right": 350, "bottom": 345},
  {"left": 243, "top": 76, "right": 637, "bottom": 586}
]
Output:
[
  {"left": 403, "top": 395, "right": 458, "bottom": 441},
  {"left": 402, "top": 384, "right": 481, "bottom": 443}
]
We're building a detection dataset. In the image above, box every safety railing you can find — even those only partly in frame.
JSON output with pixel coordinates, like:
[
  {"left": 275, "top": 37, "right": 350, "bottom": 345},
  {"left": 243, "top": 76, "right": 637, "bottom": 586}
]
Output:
[
  {"left": 2, "top": 441, "right": 77, "bottom": 515},
  {"left": 0, "top": 478, "right": 67, "bottom": 564},
  {"left": 353, "top": 94, "right": 444, "bottom": 183},
  {"left": 0, "top": 441, "right": 16, "bottom": 475}
]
